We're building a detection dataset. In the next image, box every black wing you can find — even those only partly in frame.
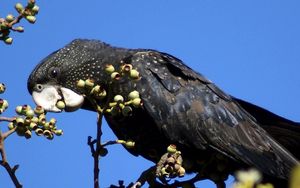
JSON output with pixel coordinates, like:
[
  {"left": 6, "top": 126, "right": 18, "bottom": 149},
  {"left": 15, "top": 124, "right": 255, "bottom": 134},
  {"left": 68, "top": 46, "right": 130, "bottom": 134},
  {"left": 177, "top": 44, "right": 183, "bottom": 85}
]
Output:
[{"left": 130, "top": 50, "right": 297, "bottom": 178}]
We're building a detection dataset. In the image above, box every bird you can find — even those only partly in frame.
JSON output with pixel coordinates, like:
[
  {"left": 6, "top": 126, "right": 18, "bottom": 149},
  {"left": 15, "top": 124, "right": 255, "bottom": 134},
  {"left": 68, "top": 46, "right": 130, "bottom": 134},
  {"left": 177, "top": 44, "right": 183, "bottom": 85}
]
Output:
[{"left": 27, "top": 39, "right": 300, "bottom": 188}]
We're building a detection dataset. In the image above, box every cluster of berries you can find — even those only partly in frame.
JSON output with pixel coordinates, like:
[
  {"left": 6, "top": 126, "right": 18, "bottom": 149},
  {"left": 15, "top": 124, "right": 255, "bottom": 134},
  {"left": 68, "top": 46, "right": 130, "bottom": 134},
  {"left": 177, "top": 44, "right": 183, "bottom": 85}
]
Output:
[
  {"left": 0, "top": 0, "right": 39, "bottom": 44},
  {"left": 156, "top": 145, "right": 186, "bottom": 179},
  {"left": 8, "top": 105, "right": 63, "bottom": 140}
]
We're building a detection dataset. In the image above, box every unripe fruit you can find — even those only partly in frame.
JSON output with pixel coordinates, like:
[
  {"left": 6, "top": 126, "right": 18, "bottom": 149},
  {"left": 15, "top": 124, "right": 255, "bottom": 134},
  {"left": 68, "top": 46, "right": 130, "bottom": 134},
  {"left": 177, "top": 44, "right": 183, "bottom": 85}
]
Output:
[
  {"left": 24, "top": 130, "right": 32, "bottom": 139},
  {"left": 35, "top": 128, "right": 43, "bottom": 136},
  {"left": 132, "top": 98, "right": 142, "bottom": 108},
  {"left": 26, "top": 109, "right": 34, "bottom": 118},
  {"left": 167, "top": 145, "right": 177, "bottom": 154},
  {"left": 15, "top": 26, "right": 24, "bottom": 32},
  {"left": 54, "top": 129, "right": 63, "bottom": 136},
  {"left": 4, "top": 37, "right": 13, "bottom": 45},
  {"left": 5, "top": 14, "right": 14, "bottom": 22},
  {"left": 15, "top": 3, "right": 24, "bottom": 13},
  {"left": 31, "top": 117, "right": 39, "bottom": 123},
  {"left": 31, "top": 5, "right": 39, "bottom": 14},
  {"left": 0, "top": 83, "right": 6, "bottom": 94},
  {"left": 25, "top": 16, "right": 36, "bottom": 24},
  {"left": 29, "top": 122, "right": 37, "bottom": 130},
  {"left": 130, "top": 69, "right": 140, "bottom": 79},
  {"left": 177, "top": 166, "right": 186, "bottom": 177},
  {"left": 0, "top": 99, "right": 8, "bottom": 109},
  {"left": 43, "top": 130, "right": 52, "bottom": 137},
  {"left": 8, "top": 122, "right": 15, "bottom": 130},
  {"left": 91, "top": 85, "right": 101, "bottom": 94},
  {"left": 114, "top": 95, "right": 124, "bottom": 103},
  {"left": 15, "top": 106, "right": 23, "bottom": 115},
  {"left": 76, "top": 79, "right": 85, "bottom": 88},
  {"left": 122, "top": 64, "right": 132, "bottom": 72},
  {"left": 34, "top": 105, "right": 44, "bottom": 115},
  {"left": 56, "top": 100, "right": 65, "bottom": 110},
  {"left": 15, "top": 117, "right": 24, "bottom": 126},
  {"left": 49, "top": 118, "right": 57, "bottom": 125},
  {"left": 85, "top": 79, "right": 94, "bottom": 88},
  {"left": 128, "top": 90, "right": 140, "bottom": 100},
  {"left": 105, "top": 64, "right": 115, "bottom": 74},
  {"left": 111, "top": 72, "right": 121, "bottom": 80}
]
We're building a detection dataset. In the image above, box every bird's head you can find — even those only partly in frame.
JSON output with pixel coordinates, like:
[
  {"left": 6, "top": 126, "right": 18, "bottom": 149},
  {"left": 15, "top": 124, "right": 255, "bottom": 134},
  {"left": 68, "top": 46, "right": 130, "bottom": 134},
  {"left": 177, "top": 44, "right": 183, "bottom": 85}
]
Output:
[{"left": 27, "top": 39, "right": 130, "bottom": 112}]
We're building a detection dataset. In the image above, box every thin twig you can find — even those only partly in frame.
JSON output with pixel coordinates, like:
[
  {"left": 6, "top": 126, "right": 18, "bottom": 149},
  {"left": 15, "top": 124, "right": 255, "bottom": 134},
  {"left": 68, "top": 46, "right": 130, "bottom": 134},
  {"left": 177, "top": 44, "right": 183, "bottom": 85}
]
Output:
[{"left": 0, "top": 116, "right": 15, "bottom": 122}]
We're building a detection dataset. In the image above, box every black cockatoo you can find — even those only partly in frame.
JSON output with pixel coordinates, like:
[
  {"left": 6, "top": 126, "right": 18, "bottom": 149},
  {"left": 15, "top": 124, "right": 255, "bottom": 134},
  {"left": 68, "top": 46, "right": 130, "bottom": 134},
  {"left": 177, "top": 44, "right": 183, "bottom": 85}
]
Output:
[{"left": 27, "top": 39, "right": 300, "bottom": 188}]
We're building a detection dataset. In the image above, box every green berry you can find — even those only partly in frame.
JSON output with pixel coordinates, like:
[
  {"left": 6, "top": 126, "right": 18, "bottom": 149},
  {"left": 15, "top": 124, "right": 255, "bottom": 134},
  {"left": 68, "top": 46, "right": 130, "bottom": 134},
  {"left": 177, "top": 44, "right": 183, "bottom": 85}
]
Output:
[
  {"left": 85, "top": 79, "right": 95, "bottom": 88},
  {"left": 8, "top": 122, "right": 15, "bottom": 130},
  {"left": 4, "top": 37, "right": 13, "bottom": 45},
  {"left": 132, "top": 98, "right": 142, "bottom": 108},
  {"left": 34, "top": 105, "right": 44, "bottom": 115},
  {"left": 15, "top": 26, "right": 24, "bottom": 32},
  {"left": 0, "top": 99, "right": 8, "bottom": 109},
  {"left": 128, "top": 90, "right": 140, "bottom": 100},
  {"left": 26, "top": 109, "right": 34, "bottom": 118},
  {"left": 122, "top": 106, "right": 132, "bottom": 117},
  {"left": 122, "top": 64, "right": 133, "bottom": 72},
  {"left": 0, "top": 83, "right": 6, "bottom": 94},
  {"left": 105, "top": 64, "right": 115, "bottom": 74},
  {"left": 43, "top": 122, "right": 50, "bottom": 130},
  {"left": 56, "top": 100, "right": 65, "bottom": 110},
  {"left": 43, "top": 129, "right": 52, "bottom": 137},
  {"left": 15, "top": 3, "right": 24, "bottom": 13},
  {"left": 111, "top": 72, "right": 121, "bottom": 80},
  {"left": 167, "top": 145, "right": 177, "bottom": 154},
  {"left": 114, "top": 95, "right": 124, "bottom": 103},
  {"left": 24, "top": 130, "right": 32, "bottom": 139},
  {"left": 76, "top": 79, "right": 85, "bottom": 88},
  {"left": 5, "top": 14, "right": 14, "bottom": 22},
  {"left": 31, "top": 117, "right": 39, "bottom": 123},
  {"left": 130, "top": 69, "right": 140, "bottom": 79},
  {"left": 15, "top": 117, "right": 24, "bottom": 126},
  {"left": 16, "top": 126, "right": 26, "bottom": 136},
  {"left": 25, "top": 15, "right": 36, "bottom": 24},
  {"left": 29, "top": 122, "right": 37, "bottom": 130},
  {"left": 35, "top": 128, "right": 43, "bottom": 136},
  {"left": 31, "top": 5, "right": 39, "bottom": 14},
  {"left": 54, "top": 129, "right": 63, "bottom": 136},
  {"left": 15, "top": 106, "right": 23, "bottom": 115}
]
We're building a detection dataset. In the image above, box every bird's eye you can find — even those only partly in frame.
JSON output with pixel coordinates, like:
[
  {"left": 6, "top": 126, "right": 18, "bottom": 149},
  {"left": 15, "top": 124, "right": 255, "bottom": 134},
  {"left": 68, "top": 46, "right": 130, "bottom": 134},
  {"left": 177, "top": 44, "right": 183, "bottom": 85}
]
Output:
[{"left": 48, "top": 67, "right": 60, "bottom": 79}]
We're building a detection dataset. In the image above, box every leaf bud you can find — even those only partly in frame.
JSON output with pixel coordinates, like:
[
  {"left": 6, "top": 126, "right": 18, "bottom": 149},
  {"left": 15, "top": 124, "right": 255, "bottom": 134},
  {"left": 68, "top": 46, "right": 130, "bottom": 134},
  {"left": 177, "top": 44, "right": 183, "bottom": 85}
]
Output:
[
  {"left": 14, "top": 26, "right": 24, "bottom": 32},
  {"left": 25, "top": 15, "right": 36, "bottom": 24},
  {"left": 31, "top": 5, "right": 39, "bottom": 14},
  {"left": 99, "top": 148, "right": 108, "bottom": 157},
  {"left": 15, "top": 3, "right": 24, "bottom": 13},
  {"left": 5, "top": 14, "right": 15, "bottom": 22},
  {"left": 4, "top": 37, "right": 13, "bottom": 45},
  {"left": 125, "top": 140, "right": 135, "bottom": 149}
]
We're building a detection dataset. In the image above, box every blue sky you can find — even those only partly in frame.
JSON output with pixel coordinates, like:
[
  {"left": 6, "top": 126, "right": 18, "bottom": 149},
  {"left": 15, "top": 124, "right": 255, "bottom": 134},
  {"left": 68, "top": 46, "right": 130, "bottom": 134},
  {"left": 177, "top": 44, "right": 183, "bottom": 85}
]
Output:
[{"left": 1, "top": 0, "right": 300, "bottom": 187}]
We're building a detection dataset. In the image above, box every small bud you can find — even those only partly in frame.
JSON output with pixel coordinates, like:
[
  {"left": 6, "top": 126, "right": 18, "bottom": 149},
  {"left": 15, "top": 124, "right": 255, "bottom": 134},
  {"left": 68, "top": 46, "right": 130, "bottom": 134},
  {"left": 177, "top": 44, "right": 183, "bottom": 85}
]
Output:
[
  {"left": 34, "top": 105, "right": 44, "bottom": 115},
  {"left": 99, "top": 148, "right": 108, "bottom": 157},
  {"left": 0, "top": 83, "right": 6, "bottom": 94},
  {"left": 128, "top": 90, "right": 140, "bottom": 100},
  {"left": 122, "top": 64, "right": 133, "bottom": 72},
  {"left": 111, "top": 72, "right": 121, "bottom": 80},
  {"left": 56, "top": 100, "right": 65, "bottom": 110},
  {"left": 43, "top": 122, "right": 50, "bottom": 130},
  {"left": 31, "top": 116, "right": 39, "bottom": 123},
  {"left": 4, "top": 37, "right": 13, "bottom": 45},
  {"left": 76, "top": 79, "right": 85, "bottom": 88},
  {"left": 105, "top": 64, "right": 115, "bottom": 74},
  {"left": 25, "top": 15, "right": 36, "bottom": 24},
  {"left": 125, "top": 140, "right": 135, "bottom": 149},
  {"left": 15, "top": 3, "right": 24, "bottom": 13},
  {"left": 132, "top": 98, "right": 142, "bottom": 108},
  {"left": 8, "top": 122, "right": 15, "bottom": 130},
  {"left": 35, "top": 128, "right": 43, "bottom": 136},
  {"left": 25, "top": 109, "right": 34, "bottom": 118},
  {"left": 54, "top": 129, "right": 63, "bottom": 136},
  {"left": 5, "top": 14, "right": 15, "bottom": 22},
  {"left": 14, "top": 26, "right": 24, "bottom": 32},
  {"left": 130, "top": 69, "right": 140, "bottom": 79},
  {"left": 24, "top": 130, "right": 32, "bottom": 139},
  {"left": 31, "top": 5, "right": 39, "bottom": 14},
  {"left": 43, "top": 130, "right": 53, "bottom": 139},
  {"left": 114, "top": 95, "right": 124, "bottom": 103},
  {"left": 167, "top": 145, "right": 177, "bottom": 154},
  {"left": 122, "top": 106, "right": 133, "bottom": 117},
  {"left": 49, "top": 118, "right": 57, "bottom": 125}
]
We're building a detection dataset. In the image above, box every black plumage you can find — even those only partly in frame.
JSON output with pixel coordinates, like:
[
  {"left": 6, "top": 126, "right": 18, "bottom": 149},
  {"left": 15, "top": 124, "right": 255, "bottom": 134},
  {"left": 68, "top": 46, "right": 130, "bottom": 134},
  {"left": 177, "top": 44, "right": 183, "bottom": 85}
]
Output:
[{"left": 27, "top": 39, "right": 300, "bottom": 187}]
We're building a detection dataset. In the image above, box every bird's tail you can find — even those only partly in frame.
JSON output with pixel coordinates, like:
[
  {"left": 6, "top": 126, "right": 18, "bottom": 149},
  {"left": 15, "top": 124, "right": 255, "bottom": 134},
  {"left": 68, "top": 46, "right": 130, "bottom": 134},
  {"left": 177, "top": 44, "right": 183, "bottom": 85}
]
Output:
[{"left": 233, "top": 97, "right": 300, "bottom": 160}]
